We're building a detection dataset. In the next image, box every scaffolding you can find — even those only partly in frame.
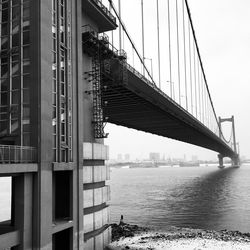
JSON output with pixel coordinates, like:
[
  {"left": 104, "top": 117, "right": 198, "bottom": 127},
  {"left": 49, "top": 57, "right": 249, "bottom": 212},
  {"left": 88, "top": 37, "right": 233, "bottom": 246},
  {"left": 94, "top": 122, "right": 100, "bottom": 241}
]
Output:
[{"left": 82, "top": 25, "right": 127, "bottom": 138}]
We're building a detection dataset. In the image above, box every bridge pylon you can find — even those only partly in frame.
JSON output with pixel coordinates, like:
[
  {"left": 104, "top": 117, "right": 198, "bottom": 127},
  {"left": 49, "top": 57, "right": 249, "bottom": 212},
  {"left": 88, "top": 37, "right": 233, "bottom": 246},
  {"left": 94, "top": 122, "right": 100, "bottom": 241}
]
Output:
[
  {"left": 218, "top": 116, "right": 240, "bottom": 168},
  {"left": 218, "top": 154, "right": 225, "bottom": 169}
]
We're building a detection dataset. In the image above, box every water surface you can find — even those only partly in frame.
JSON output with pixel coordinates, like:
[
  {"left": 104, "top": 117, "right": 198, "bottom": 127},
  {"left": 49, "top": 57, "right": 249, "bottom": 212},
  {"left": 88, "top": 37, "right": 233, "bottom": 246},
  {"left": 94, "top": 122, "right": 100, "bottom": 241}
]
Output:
[{"left": 110, "top": 165, "right": 250, "bottom": 232}]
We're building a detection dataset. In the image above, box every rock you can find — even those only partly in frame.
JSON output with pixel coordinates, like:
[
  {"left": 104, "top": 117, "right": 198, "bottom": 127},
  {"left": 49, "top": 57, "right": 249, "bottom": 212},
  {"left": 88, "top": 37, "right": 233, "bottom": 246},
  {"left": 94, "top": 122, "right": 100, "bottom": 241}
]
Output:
[
  {"left": 110, "top": 222, "right": 250, "bottom": 246},
  {"left": 111, "top": 222, "right": 149, "bottom": 241}
]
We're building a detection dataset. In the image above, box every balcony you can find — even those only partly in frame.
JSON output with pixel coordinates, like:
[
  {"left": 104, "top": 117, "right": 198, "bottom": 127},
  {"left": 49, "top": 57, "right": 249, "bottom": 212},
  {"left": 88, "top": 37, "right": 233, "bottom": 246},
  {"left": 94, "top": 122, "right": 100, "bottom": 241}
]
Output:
[
  {"left": 82, "top": 0, "right": 117, "bottom": 32},
  {"left": 0, "top": 145, "right": 37, "bottom": 164}
]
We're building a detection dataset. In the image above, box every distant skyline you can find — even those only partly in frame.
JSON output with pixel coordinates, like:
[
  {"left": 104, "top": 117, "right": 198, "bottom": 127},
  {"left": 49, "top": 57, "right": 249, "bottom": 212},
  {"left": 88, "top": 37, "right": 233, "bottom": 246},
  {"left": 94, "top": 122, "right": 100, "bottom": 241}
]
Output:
[{"left": 105, "top": 0, "right": 250, "bottom": 161}]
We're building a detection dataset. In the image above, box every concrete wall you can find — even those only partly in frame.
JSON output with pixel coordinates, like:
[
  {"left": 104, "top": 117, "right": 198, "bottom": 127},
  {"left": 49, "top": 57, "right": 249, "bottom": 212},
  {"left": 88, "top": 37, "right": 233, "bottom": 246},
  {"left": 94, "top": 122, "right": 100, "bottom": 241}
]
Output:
[
  {"left": 83, "top": 143, "right": 111, "bottom": 250},
  {"left": 84, "top": 227, "right": 111, "bottom": 250}
]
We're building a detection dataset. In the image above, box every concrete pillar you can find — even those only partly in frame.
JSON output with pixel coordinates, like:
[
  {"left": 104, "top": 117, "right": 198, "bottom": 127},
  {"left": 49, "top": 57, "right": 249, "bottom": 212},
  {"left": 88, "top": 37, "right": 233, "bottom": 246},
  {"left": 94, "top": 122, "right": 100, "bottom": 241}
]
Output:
[
  {"left": 218, "top": 154, "right": 224, "bottom": 169},
  {"left": 231, "top": 154, "right": 240, "bottom": 168},
  {"left": 73, "top": 0, "right": 84, "bottom": 247},
  {"left": 13, "top": 174, "right": 33, "bottom": 250}
]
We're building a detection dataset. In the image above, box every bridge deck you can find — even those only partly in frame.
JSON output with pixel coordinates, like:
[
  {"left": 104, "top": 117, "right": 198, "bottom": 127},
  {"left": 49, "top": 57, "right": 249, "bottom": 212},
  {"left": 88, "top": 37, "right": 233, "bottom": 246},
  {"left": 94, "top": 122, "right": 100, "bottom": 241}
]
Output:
[
  {"left": 102, "top": 61, "right": 234, "bottom": 158},
  {"left": 82, "top": 29, "right": 235, "bottom": 158}
]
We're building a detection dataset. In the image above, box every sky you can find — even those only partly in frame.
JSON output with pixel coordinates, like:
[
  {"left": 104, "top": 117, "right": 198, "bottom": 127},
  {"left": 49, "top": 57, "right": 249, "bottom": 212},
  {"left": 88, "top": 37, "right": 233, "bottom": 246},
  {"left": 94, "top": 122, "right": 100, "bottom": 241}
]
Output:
[{"left": 104, "top": 0, "right": 250, "bottom": 161}]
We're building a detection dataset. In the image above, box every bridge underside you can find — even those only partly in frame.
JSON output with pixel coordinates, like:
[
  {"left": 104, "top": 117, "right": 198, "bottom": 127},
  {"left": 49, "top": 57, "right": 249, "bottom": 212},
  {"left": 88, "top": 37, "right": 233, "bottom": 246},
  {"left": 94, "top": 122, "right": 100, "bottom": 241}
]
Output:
[
  {"left": 81, "top": 30, "right": 235, "bottom": 159},
  {"left": 102, "top": 63, "right": 235, "bottom": 158}
]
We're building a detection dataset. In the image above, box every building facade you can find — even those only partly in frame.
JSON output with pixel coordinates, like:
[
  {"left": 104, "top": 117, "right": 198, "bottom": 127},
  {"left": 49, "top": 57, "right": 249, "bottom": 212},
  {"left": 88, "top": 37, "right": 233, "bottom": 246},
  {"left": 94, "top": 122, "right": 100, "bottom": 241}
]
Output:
[{"left": 0, "top": 0, "right": 116, "bottom": 249}]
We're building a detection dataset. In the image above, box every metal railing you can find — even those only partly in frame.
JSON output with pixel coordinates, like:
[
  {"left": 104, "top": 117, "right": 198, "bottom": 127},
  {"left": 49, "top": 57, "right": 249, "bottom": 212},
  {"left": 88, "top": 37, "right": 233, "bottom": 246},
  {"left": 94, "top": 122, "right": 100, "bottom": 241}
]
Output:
[
  {"left": 82, "top": 25, "right": 126, "bottom": 59},
  {"left": 0, "top": 145, "right": 37, "bottom": 164}
]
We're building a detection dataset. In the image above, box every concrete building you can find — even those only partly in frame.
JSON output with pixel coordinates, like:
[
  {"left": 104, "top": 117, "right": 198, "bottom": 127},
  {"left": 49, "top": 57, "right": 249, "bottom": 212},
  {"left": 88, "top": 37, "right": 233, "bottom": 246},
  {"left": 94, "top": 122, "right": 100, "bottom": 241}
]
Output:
[
  {"left": 0, "top": 0, "right": 115, "bottom": 249},
  {"left": 192, "top": 155, "right": 198, "bottom": 162},
  {"left": 117, "top": 154, "right": 122, "bottom": 161},
  {"left": 124, "top": 154, "right": 130, "bottom": 161},
  {"left": 149, "top": 152, "right": 160, "bottom": 162}
]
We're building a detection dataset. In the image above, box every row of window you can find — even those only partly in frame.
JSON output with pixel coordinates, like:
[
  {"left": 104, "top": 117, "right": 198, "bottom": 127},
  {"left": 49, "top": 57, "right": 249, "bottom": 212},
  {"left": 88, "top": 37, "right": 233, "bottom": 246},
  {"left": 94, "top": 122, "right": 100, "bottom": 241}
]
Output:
[
  {"left": 1, "top": 1, "right": 30, "bottom": 24},
  {"left": 0, "top": 0, "right": 31, "bottom": 146},
  {"left": 52, "top": 0, "right": 73, "bottom": 162}
]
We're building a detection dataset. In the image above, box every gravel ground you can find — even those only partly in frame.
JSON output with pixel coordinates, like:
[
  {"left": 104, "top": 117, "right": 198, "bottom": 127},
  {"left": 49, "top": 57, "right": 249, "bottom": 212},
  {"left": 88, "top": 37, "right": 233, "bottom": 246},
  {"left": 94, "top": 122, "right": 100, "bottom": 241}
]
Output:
[{"left": 107, "top": 224, "right": 250, "bottom": 250}]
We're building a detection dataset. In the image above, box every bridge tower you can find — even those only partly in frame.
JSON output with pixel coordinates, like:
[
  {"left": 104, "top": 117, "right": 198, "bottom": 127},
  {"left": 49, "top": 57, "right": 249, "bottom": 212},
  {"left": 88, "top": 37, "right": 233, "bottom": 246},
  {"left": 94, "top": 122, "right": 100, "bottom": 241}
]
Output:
[{"left": 218, "top": 116, "right": 240, "bottom": 168}]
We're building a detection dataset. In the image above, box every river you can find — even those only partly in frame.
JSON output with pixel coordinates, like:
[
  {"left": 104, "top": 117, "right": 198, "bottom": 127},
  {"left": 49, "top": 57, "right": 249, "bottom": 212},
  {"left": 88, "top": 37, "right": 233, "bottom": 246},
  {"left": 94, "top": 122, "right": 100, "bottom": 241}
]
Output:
[
  {"left": 1, "top": 165, "right": 249, "bottom": 233},
  {"left": 110, "top": 164, "right": 250, "bottom": 233}
]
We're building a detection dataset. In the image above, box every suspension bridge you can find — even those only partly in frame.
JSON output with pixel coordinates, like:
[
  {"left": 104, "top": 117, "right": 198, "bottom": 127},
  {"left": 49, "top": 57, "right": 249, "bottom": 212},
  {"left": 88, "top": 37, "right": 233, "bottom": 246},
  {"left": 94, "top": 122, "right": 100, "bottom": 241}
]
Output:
[{"left": 82, "top": 0, "right": 240, "bottom": 167}]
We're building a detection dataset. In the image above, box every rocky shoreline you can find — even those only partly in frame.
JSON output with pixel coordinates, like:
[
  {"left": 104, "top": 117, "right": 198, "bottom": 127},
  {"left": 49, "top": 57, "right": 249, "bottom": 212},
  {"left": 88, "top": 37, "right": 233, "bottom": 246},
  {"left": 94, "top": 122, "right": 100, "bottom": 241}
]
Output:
[
  {"left": 110, "top": 223, "right": 149, "bottom": 242},
  {"left": 107, "top": 223, "right": 250, "bottom": 250}
]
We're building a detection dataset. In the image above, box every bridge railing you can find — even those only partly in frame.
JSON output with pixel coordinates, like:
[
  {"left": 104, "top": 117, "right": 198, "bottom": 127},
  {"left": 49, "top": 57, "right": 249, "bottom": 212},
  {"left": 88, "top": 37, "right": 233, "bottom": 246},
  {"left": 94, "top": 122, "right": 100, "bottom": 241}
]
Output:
[{"left": 0, "top": 145, "right": 37, "bottom": 164}]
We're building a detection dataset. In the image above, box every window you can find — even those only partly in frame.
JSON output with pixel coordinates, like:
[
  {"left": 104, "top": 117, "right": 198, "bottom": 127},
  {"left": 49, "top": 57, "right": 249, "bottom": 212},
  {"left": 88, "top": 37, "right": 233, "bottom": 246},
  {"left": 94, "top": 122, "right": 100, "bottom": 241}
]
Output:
[
  {"left": 1, "top": 22, "right": 8, "bottom": 36},
  {"left": 52, "top": 0, "right": 73, "bottom": 162},
  {"left": 0, "top": 0, "right": 31, "bottom": 144},
  {"left": 23, "top": 31, "right": 30, "bottom": 45}
]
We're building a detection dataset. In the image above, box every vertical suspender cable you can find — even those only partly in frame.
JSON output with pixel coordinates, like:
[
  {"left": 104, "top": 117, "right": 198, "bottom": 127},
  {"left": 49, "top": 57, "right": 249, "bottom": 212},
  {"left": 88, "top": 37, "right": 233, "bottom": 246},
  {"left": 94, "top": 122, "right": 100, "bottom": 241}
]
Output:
[
  {"left": 188, "top": 23, "right": 193, "bottom": 114},
  {"left": 118, "top": 0, "right": 122, "bottom": 51},
  {"left": 200, "top": 63, "right": 203, "bottom": 122},
  {"left": 202, "top": 75, "right": 205, "bottom": 124},
  {"left": 184, "top": 0, "right": 223, "bottom": 137},
  {"left": 205, "top": 88, "right": 209, "bottom": 127},
  {"left": 141, "top": 0, "right": 145, "bottom": 76},
  {"left": 109, "top": 3, "right": 114, "bottom": 49},
  {"left": 204, "top": 83, "right": 206, "bottom": 125},
  {"left": 176, "top": 0, "right": 181, "bottom": 105},
  {"left": 123, "top": 29, "right": 125, "bottom": 51},
  {"left": 204, "top": 80, "right": 207, "bottom": 125},
  {"left": 193, "top": 40, "right": 197, "bottom": 118},
  {"left": 108, "top": 0, "right": 155, "bottom": 84},
  {"left": 203, "top": 77, "right": 205, "bottom": 124},
  {"left": 111, "top": 30, "right": 114, "bottom": 48},
  {"left": 156, "top": 0, "right": 161, "bottom": 88},
  {"left": 197, "top": 57, "right": 201, "bottom": 121},
  {"left": 209, "top": 95, "right": 211, "bottom": 128},
  {"left": 132, "top": 47, "right": 134, "bottom": 67},
  {"left": 167, "top": 0, "right": 173, "bottom": 99},
  {"left": 199, "top": 61, "right": 202, "bottom": 122},
  {"left": 182, "top": 0, "right": 188, "bottom": 110},
  {"left": 201, "top": 75, "right": 204, "bottom": 123}
]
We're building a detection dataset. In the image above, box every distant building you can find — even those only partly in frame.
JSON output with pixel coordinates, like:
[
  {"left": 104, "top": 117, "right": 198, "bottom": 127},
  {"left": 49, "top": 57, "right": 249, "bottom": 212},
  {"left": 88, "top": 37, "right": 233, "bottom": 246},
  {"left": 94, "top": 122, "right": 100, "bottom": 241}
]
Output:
[
  {"left": 124, "top": 153, "right": 130, "bottom": 161},
  {"left": 192, "top": 155, "right": 198, "bottom": 162},
  {"left": 183, "top": 154, "right": 187, "bottom": 162},
  {"left": 117, "top": 154, "right": 123, "bottom": 161},
  {"left": 149, "top": 152, "right": 160, "bottom": 161}
]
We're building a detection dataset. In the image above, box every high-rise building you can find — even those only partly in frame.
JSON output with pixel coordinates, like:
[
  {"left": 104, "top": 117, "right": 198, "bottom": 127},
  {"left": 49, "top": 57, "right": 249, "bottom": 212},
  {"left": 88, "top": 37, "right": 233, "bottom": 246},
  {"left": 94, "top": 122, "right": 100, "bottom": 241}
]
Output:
[
  {"left": 117, "top": 154, "right": 123, "bottom": 161},
  {"left": 0, "top": 0, "right": 116, "bottom": 249},
  {"left": 149, "top": 152, "right": 160, "bottom": 162},
  {"left": 192, "top": 155, "right": 198, "bottom": 162},
  {"left": 124, "top": 153, "right": 130, "bottom": 161}
]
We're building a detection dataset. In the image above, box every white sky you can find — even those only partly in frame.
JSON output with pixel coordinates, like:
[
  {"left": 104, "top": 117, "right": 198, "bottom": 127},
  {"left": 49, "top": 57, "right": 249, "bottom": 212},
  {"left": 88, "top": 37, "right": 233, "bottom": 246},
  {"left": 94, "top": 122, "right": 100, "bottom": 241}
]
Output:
[{"left": 104, "top": 0, "right": 250, "bottom": 161}]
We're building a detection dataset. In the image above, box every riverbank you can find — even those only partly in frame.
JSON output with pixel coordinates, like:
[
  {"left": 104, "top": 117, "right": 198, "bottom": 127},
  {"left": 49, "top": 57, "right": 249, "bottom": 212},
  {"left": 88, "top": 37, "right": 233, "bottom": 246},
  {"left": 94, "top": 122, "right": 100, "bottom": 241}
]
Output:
[{"left": 107, "top": 223, "right": 250, "bottom": 250}]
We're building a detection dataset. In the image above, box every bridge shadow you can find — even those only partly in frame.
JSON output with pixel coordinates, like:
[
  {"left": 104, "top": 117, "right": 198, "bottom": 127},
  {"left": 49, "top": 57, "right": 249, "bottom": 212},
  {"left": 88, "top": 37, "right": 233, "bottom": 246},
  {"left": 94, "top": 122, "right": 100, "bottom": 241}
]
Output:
[{"left": 168, "top": 167, "right": 238, "bottom": 230}]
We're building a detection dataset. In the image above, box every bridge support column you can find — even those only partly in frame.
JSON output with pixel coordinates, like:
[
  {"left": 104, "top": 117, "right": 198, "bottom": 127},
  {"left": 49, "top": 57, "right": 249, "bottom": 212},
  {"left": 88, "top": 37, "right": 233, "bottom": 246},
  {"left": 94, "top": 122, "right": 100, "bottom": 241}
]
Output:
[
  {"left": 218, "top": 154, "right": 224, "bottom": 169},
  {"left": 231, "top": 154, "right": 240, "bottom": 168}
]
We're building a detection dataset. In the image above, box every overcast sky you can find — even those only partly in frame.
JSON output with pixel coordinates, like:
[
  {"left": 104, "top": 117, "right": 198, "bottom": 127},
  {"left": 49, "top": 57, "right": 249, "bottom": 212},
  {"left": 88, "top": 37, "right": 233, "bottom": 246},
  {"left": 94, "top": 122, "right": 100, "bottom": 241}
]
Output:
[{"left": 105, "top": 0, "right": 250, "bottom": 161}]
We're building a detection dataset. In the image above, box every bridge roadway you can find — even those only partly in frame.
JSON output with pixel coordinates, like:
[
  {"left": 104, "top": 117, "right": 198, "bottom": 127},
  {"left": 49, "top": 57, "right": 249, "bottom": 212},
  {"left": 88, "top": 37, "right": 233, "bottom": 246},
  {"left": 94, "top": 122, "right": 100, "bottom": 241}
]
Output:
[
  {"left": 102, "top": 60, "right": 235, "bottom": 159},
  {"left": 82, "top": 29, "right": 236, "bottom": 159}
]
